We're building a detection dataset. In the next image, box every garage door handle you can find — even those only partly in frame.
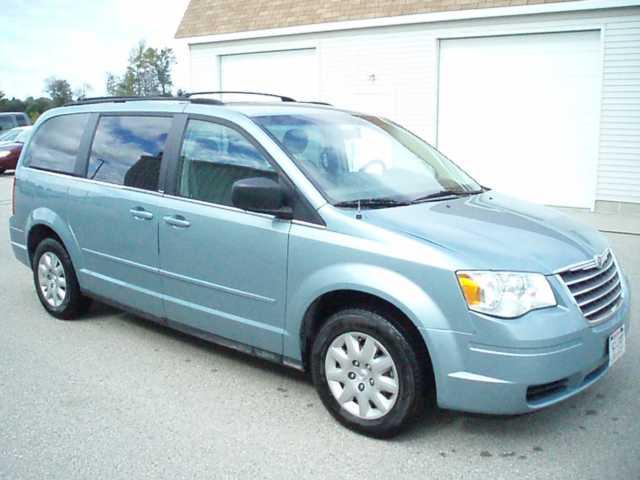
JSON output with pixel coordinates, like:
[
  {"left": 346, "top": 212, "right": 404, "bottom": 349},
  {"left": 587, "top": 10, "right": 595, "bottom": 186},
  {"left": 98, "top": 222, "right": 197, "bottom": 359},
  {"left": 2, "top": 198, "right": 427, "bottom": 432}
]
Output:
[
  {"left": 163, "top": 215, "right": 191, "bottom": 229},
  {"left": 130, "top": 208, "right": 153, "bottom": 220}
]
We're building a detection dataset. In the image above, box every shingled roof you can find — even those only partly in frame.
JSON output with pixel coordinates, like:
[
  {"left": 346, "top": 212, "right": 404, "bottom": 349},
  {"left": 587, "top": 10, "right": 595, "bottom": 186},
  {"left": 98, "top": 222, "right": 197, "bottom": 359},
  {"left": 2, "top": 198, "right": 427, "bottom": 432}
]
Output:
[{"left": 175, "top": 0, "right": 576, "bottom": 38}]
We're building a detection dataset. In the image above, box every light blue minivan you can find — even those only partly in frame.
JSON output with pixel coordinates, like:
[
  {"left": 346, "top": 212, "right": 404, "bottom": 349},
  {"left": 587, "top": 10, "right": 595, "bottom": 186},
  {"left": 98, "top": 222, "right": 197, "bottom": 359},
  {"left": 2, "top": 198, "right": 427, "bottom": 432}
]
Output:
[{"left": 9, "top": 93, "right": 631, "bottom": 437}]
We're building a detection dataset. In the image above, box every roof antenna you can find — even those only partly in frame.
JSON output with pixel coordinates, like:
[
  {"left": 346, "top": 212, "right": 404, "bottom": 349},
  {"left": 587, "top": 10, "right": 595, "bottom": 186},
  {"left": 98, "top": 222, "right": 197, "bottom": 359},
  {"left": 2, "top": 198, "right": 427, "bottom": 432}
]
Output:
[{"left": 356, "top": 200, "right": 362, "bottom": 220}]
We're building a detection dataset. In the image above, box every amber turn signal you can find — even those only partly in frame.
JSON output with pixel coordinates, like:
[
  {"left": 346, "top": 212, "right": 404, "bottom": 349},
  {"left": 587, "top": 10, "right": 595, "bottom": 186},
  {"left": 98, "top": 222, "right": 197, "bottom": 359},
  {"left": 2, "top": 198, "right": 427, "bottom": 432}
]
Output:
[{"left": 457, "top": 274, "right": 482, "bottom": 305}]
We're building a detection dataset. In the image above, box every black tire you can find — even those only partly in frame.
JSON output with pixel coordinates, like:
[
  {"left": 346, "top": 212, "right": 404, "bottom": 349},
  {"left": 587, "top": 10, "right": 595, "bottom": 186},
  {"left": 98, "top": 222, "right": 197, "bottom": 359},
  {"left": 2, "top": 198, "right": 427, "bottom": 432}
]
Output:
[
  {"left": 32, "top": 238, "right": 91, "bottom": 320},
  {"left": 0, "top": 169, "right": 5, "bottom": 175},
  {"left": 311, "top": 307, "right": 429, "bottom": 438}
]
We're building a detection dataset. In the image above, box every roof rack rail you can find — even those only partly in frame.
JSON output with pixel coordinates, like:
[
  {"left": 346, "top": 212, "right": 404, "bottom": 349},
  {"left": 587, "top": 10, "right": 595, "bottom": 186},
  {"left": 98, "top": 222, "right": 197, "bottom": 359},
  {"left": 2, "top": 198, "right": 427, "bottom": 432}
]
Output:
[
  {"left": 65, "top": 92, "right": 329, "bottom": 108},
  {"left": 64, "top": 96, "right": 223, "bottom": 107},
  {"left": 301, "top": 101, "right": 332, "bottom": 106},
  {"left": 185, "top": 91, "right": 296, "bottom": 102}
]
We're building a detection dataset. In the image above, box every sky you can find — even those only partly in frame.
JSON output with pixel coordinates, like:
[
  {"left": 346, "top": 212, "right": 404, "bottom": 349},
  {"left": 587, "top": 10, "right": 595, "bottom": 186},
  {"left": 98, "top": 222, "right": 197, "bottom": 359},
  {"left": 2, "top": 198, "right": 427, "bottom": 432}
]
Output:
[{"left": 0, "top": 0, "right": 191, "bottom": 99}]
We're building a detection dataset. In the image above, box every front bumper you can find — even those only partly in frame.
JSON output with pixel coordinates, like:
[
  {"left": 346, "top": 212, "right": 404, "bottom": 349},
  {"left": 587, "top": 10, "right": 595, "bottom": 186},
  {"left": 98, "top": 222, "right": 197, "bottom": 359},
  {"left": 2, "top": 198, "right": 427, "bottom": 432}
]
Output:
[{"left": 422, "top": 279, "right": 631, "bottom": 415}]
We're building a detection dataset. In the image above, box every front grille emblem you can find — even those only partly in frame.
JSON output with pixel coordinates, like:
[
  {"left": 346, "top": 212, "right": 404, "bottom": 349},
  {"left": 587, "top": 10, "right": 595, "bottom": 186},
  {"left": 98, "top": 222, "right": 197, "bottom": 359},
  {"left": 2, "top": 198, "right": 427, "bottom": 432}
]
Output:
[{"left": 594, "top": 253, "right": 606, "bottom": 269}]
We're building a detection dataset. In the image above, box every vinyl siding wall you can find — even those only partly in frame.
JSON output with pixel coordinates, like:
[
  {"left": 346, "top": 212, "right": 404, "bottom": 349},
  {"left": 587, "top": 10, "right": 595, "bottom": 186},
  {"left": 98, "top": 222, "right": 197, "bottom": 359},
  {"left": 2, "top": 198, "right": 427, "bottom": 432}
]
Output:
[
  {"left": 188, "top": 6, "right": 640, "bottom": 204},
  {"left": 599, "top": 17, "right": 640, "bottom": 203}
]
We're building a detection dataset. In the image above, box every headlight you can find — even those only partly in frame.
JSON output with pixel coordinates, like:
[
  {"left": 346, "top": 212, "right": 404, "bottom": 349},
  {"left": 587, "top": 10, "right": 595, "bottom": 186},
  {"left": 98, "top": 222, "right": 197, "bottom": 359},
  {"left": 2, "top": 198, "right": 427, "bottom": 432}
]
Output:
[
  {"left": 456, "top": 271, "right": 556, "bottom": 318},
  {"left": 0, "top": 150, "right": 10, "bottom": 158}
]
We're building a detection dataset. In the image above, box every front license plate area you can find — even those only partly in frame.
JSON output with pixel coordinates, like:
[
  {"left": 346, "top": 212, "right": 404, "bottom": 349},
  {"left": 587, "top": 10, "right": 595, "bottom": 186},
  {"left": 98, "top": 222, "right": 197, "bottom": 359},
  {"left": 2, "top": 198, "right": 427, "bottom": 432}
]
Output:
[{"left": 608, "top": 326, "right": 626, "bottom": 367}]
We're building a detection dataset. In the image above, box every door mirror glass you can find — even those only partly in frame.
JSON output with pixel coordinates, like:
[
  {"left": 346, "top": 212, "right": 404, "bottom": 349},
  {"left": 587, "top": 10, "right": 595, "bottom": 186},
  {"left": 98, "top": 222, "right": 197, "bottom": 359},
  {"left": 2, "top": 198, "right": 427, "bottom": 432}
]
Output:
[{"left": 231, "top": 177, "right": 293, "bottom": 219}]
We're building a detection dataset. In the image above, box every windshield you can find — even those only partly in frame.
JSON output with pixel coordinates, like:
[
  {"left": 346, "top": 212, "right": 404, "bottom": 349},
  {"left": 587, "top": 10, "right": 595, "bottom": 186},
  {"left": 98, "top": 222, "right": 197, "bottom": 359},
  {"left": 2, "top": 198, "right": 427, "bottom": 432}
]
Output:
[{"left": 252, "top": 112, "right": 480, "bottom": 205}]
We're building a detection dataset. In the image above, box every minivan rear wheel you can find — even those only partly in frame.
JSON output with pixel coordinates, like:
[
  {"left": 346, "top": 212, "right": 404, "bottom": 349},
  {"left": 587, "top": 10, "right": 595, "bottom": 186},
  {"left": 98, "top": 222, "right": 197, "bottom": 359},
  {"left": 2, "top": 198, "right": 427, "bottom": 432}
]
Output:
[
  {"left": 32, "top": 238, "right": 91, "bottom": 320},
  {"left": 311, "top": 307, "right": 428, "bottom": 438}
]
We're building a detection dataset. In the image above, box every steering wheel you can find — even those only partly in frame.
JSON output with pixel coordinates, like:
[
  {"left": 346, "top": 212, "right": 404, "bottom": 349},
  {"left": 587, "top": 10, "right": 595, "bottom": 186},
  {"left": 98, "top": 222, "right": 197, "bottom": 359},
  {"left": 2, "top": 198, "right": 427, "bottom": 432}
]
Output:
[{"left": 358, "top": 159, "right": 386, "bottom": 173}]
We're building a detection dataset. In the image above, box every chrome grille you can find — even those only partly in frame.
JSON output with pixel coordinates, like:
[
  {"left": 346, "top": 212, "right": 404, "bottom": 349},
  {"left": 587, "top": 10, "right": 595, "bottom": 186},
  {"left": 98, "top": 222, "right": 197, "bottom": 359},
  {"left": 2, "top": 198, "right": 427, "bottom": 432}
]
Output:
[{"left": 557, "top": 250, "right": 623, "bottom": 325}]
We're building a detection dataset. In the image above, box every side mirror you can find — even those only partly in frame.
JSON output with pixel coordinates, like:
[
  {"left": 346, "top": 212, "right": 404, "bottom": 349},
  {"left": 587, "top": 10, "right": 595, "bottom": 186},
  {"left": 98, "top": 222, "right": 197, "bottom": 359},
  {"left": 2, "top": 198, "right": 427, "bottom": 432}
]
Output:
[{"left": 231, "top": 177, "right": 293, "bottom": 220}]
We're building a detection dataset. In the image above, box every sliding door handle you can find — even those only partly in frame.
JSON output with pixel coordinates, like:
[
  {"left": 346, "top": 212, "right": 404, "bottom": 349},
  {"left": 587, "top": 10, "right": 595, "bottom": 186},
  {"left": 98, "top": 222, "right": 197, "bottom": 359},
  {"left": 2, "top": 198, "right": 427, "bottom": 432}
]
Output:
[
  {"left": 163, "top": 215, "right": 191, "bottom": 229},
  {"left": 130, "top": 208, "right": 153, "bottom": 220}
]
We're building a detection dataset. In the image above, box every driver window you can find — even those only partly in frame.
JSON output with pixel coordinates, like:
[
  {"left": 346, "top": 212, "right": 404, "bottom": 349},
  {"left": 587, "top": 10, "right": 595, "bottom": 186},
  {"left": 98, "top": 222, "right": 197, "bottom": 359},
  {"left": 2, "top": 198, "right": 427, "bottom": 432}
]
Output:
[{"left": 177, "top": 120, "right": 277, "bottom": 207}]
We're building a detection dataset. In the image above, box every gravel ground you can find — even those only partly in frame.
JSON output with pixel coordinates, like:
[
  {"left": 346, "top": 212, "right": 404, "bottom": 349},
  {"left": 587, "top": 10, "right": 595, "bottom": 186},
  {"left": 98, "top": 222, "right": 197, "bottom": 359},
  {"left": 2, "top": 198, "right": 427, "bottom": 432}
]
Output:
[{"left": 0, "top": 172, "right": 638, "bottom": 480}]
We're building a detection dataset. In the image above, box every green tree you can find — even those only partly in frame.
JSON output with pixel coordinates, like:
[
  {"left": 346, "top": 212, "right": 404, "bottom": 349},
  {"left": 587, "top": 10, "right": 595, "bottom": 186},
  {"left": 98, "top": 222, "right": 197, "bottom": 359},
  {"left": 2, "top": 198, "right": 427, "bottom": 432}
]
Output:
[
  {"left": 25, "top": 97, "right": 53, "bottom": 121},
  {"left": 106, "top": 70, "right": 137, "bottom": 96},
  {"left": 149, "top": 47, "right": 175, "bottom": 95},
  {"left": 45, "top": 77, "right": 73, "bottom": 106},
  {"left": 106, "top": 41, "right": 176, "bottom": 96},
  {"left": 73, "top": 83, "right": 93, "bottom": 101},
  {"left": 106, "top": 73, "right": 121, "bottom": 96},
  {"left": 0, "top": 88, "right": 57, "bottom": 121},
  {"left": 0, "top": 97, "right": 26, "bottom": 112}
]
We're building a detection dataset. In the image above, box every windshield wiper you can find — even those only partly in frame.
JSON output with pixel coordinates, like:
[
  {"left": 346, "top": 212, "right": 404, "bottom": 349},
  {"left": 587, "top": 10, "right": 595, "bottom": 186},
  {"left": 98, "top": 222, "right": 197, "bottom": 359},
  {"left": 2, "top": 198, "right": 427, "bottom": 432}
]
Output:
[
  {"left": 333, "top": 198, "right": 411, "bottom": 209},
  {"left": 335, "top": 188, "right": 486, "bottom": 209},
  {"left": 411, "top": 189, "right": 484, "bottom": 204}
]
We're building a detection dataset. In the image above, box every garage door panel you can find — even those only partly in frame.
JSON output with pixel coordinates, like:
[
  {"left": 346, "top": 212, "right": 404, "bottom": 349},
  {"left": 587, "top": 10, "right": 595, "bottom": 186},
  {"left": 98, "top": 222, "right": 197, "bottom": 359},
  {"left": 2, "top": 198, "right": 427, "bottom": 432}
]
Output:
[{"left": 438, "top": 31, "right": 601, "bottom": 208}]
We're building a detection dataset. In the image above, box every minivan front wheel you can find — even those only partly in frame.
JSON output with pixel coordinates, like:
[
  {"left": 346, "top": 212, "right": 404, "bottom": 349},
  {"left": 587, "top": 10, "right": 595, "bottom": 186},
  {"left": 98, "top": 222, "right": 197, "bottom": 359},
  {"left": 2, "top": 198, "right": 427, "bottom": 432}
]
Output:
[
  {"left": 32, "top": 238, "right": 90, "bottom": 320},
  {"left": 311, "top": 307, "right": 427, "bottom": 438}
]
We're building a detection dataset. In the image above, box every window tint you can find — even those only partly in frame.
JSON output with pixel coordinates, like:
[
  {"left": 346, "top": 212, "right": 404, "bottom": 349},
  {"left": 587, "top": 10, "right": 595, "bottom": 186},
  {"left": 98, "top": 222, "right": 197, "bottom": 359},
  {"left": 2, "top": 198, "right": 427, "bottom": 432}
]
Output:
[
  {"left": 177, "top": 120, "right": 276, "bottom": 206},
  {"left": 27, "top": 113, "right": 90, "bottom": 173},
  {"left": 87, "top": 116, "right": 172, "bottom": 191}
]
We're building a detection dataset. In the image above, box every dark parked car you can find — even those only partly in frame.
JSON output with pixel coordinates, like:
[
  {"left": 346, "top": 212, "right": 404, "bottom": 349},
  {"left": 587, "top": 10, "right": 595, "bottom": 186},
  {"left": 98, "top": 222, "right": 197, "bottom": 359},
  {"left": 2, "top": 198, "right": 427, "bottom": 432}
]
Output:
[
  {"left": 0, "top": 126, "right": 31, "bottom": 174},
  {"left": 0, "top": 112, "right": 31, "bottom": 133}
]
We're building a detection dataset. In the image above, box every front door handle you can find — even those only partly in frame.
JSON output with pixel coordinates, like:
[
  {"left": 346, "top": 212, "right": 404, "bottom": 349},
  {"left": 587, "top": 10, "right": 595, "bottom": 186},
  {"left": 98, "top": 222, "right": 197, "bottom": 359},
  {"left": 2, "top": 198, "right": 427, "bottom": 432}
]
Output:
[
  {"left": 130, "top": 207, "right": 153, "bottom": 220},
  {"left": 163, "top": 215, "right": 191, "bottom": 229}
]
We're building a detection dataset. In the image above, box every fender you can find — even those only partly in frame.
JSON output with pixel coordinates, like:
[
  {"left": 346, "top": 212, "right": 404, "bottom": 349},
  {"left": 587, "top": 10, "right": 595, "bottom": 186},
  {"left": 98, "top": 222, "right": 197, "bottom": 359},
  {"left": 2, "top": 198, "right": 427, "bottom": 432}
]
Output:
[
  {"left": 25, "top": 207, "right": 84, "bottom": 271},
  {"left": 283, "top": 262, "right": 451, "bottom": 363}
]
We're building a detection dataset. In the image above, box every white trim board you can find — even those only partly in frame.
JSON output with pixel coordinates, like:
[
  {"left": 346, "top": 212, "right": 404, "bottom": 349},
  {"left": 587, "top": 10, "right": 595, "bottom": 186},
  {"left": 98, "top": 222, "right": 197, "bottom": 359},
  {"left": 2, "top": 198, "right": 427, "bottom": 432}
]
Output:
[{"left": 178, "top": 0, "right": 639, "bottom": 45}]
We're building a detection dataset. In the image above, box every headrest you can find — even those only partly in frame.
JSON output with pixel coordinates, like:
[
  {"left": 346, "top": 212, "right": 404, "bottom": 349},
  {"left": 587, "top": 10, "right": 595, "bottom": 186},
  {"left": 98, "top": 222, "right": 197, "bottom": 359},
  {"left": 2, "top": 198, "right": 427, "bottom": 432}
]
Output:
[{"left": 282, "top": 128, "right": 308, "bottom": 155}]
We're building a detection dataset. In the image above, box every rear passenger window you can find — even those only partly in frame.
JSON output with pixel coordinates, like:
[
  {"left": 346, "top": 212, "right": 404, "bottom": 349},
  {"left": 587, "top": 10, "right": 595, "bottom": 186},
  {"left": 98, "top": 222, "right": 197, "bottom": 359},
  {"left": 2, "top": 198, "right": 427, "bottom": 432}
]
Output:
[
  {"left": 87, "top": 116, "right": 172, "bottom": 191},
  {"left": 16, "top": 115, "right": 29, "bottom": 127},
  {"left": 177, "top": 120, "right": 276, "bottom": 207},
  {"left": 27, "top": 113, "right": 89, "bottom": 174}
]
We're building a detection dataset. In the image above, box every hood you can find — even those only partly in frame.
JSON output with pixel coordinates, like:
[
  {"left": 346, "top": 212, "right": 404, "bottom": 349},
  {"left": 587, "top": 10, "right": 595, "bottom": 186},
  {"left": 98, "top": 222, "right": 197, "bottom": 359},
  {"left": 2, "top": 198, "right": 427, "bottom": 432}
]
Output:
[{"left": 361, "top": 192, "right": 608, "bottom": 274}]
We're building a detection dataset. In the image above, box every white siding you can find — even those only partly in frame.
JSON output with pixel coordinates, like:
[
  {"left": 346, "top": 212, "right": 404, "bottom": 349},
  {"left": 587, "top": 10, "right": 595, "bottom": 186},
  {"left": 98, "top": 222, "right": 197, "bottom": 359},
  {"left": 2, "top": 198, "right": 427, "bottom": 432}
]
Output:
[
  {"left": 599, "top": 17, "right": 640, "bottom": 203},
  {"left": 190, "top": 43, "right": 219, "bottom": 92},
  {"left": 186, "top": 6, "right": 640, "bottom": 204},
  {"left": 220, "top": 49, "right": 319, "bottom": 101},
  {"left": 318, "top": 30, "right": 437, "bottom": 141}
]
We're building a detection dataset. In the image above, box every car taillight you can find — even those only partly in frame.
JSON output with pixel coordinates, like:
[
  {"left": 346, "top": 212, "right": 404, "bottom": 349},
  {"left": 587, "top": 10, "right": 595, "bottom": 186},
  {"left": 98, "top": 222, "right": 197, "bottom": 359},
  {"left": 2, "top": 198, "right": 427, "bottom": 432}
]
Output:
[{"left": 11, "top": 176, "right": 16, "bottom": 216}]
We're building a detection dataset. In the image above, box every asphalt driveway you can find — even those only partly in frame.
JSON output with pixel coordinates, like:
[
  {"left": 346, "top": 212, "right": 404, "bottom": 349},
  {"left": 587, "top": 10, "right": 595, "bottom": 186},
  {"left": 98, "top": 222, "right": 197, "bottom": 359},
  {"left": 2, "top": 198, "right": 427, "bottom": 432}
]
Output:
[{"left": 0, "top": 172, "right": 638, "bottom": 479}]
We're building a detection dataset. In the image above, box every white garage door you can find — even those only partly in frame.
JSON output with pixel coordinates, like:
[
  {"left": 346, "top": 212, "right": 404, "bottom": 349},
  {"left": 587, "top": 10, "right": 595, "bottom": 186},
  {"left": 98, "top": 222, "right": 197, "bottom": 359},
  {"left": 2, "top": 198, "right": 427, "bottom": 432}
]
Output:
[
  {"left": 437, "top": 31, "right": 601, "bottom": 208},
  {"left": 220, "top": 49, "right": 319, "bottom": 102}
]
